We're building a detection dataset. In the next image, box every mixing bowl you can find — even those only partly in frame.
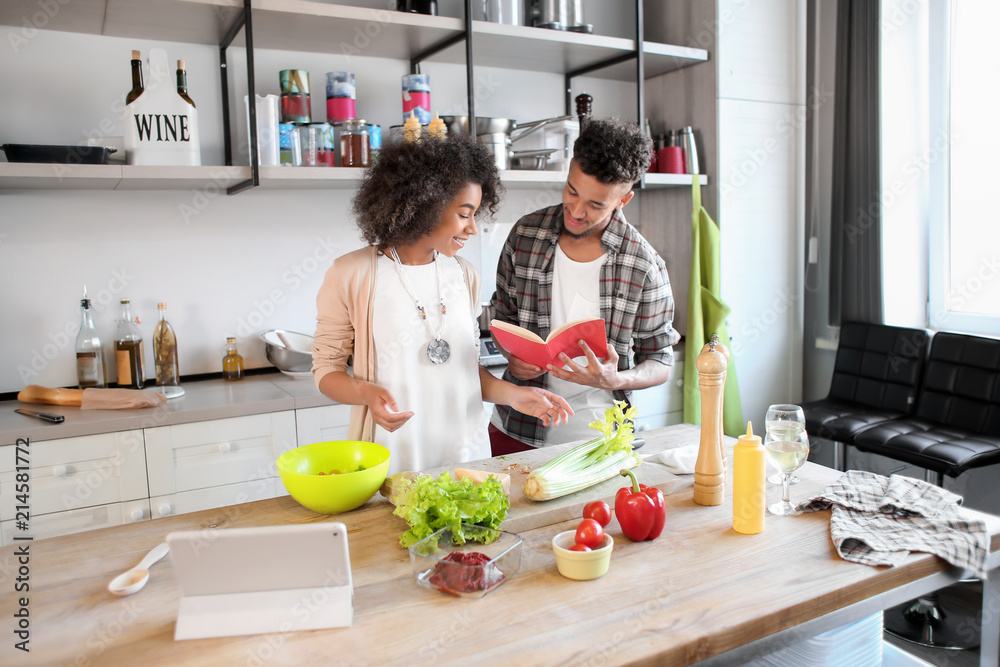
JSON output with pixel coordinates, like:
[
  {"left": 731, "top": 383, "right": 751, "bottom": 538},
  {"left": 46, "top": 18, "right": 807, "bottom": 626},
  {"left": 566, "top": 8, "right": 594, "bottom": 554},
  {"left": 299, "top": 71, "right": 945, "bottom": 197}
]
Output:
[
  {"left": 277, "top": 441, "right": 390, "bottom": 514},
  {"left": 260, "top": 330, "right": 313, "bottom": 374}
]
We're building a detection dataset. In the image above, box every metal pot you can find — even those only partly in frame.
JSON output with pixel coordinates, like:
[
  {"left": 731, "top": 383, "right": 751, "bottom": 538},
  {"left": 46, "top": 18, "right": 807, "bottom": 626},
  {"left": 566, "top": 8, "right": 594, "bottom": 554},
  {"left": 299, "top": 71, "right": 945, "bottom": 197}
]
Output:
[
  {"left": 509, "top": 114, "right": 575, "bottom": 144},
  {"left": 440, "top": 116, "right": 517, "bottom": 137},
  {"left": 476, "top": 132, "right": 512, "bottom": 170}
]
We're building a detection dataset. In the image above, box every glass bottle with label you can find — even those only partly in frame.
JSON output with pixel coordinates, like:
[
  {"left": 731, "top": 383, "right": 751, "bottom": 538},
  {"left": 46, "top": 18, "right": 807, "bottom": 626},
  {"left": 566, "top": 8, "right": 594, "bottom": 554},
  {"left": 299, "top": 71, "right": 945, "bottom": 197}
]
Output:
[
  {"left": 222, "top": 337, "right": 244, "bottom": 381},
  {"left": 115, "top": 298, "right": 145, "bottom": 389},
  {"left": 75, "top": 286, "right": 105, "bottom": 389},
  {"left": 176, "top": 59, "right": 195, "bottom": 108},
  {"left": 127, "top": 49, "right": 144, "bottom": 105},
  {"left": 153, "top": 302, "right": 181, "bottom": 395}
]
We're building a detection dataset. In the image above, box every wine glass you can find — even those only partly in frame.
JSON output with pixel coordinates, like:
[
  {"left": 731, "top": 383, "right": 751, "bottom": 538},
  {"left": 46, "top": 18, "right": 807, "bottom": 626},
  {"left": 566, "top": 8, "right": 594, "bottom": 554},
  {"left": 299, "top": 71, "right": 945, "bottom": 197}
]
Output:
[
  {"left": 765, "top": 404, "right": 806, "bottom": 485},
  {"left": 765, "top": 408, "right": 811, "bottom": 516}
]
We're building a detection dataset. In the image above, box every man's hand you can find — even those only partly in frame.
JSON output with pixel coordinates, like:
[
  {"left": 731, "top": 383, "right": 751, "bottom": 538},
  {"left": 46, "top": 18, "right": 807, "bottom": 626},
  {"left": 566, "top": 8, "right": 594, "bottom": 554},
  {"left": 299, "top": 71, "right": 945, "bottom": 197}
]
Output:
[
  {"left": 547, "top": 341, "right": 621, "bottom": 391},
  {"left": 362, "top": 383, "right": 414, "bottom": 432},
  {"left": 506, "top": 354, "right": 548, "bottom": 381},
  {"left": 509, "top": 387, "right": 574, "bottom": 427}
]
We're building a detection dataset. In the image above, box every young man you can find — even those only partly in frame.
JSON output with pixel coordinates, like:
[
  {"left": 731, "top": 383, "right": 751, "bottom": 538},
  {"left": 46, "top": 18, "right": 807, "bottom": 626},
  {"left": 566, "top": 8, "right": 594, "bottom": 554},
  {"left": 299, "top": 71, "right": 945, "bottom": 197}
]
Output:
[{"left": 488, "top": 117, "right": 682, "bottom": 453}]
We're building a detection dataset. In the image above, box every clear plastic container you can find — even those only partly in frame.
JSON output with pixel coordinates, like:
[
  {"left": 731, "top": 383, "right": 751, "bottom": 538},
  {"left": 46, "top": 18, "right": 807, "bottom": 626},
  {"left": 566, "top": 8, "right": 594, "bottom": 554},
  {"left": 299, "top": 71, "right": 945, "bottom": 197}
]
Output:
[
  {"left": 245, "top": 94, "right": 280, "bottom": 166},
  {"left": 409, "top": 523, "right": 521, "bottom": 598}
]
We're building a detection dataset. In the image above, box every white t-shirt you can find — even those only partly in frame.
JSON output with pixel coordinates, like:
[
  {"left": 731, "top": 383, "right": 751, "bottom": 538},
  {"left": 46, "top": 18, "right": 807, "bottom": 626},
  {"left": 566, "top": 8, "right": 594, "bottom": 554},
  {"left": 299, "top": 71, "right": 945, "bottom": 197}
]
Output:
[
  {"left": 545, "top": 243, "right": 616, "bottom": 444},
  {"left": 372, "top": 254, "right": 489, "bottom": 473}
]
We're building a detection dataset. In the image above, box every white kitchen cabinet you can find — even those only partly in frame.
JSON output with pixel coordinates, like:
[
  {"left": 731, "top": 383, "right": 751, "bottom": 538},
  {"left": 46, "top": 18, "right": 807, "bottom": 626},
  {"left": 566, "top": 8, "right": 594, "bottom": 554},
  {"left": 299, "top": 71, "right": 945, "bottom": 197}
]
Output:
[
  {"left": 1, "top": 500, "right": 150, "bottom": 546},
  {"left": 144, "top": 412, "right": 296, "bottom": 503},
  {"left": 149, "top": 478, "right": 280, "bottom": 520},
  {"left": 294, "top": 404, "right": 352, "bottom": 447},
  {"left": 0, "top": 430, "right": 148, "bottom": 544}
]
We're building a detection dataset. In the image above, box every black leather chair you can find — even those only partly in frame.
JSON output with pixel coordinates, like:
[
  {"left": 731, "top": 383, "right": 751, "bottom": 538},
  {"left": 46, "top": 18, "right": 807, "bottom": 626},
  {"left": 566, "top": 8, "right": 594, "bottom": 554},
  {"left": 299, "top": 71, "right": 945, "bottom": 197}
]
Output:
[
  {"left": 853, "top": 331, "right": 1000, "bottom": 650},
  {"left": 853, "top": 331, "right": 1000, "bottom": 482},
  {"left": 801, "top": 321, "right": 929, "bottom": 469}
]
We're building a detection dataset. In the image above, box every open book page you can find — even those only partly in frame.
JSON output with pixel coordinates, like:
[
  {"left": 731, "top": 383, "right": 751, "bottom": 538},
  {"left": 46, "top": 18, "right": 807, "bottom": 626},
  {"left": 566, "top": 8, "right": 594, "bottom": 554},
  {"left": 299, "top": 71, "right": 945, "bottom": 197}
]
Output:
[{"left": 489, "top": 318, "right": 607, "bottom": 368}]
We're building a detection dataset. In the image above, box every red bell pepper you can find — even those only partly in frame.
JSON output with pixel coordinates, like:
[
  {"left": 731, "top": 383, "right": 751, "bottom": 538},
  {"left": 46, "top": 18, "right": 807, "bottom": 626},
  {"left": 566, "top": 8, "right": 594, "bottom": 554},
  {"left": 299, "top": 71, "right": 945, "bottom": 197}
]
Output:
[{"left": 615, "top": 469, "right": 666, "bottom": 541}]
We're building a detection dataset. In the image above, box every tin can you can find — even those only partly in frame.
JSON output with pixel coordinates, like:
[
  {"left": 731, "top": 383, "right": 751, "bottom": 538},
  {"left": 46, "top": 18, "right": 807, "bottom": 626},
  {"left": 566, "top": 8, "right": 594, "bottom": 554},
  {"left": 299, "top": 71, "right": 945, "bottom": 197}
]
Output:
[
  {"left": 401, "top": 74, "right": 431, "bottom": 125},
  {"left": 326, "top": 72, "right": 356, "bottom": 122},
  {"left": 279, "top": 123, "right": 301, "bottom": 166},
  {"left": 279, "top": 69, "right": 312, "bottom": 124}
]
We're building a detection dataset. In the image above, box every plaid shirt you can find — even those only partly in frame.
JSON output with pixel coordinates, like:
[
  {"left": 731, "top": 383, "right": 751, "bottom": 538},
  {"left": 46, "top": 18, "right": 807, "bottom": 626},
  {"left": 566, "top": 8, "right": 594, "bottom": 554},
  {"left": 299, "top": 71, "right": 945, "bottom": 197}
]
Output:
[{"left": 490, "top": 204, "right": 681, "bottom": 447}]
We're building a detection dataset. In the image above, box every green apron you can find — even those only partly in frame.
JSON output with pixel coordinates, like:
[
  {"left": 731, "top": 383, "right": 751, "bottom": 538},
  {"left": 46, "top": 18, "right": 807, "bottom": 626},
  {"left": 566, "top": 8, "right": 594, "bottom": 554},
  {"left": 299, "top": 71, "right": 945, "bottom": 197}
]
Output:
[{"left": 682, "top": 178, "right": 744, "bottom": 436}]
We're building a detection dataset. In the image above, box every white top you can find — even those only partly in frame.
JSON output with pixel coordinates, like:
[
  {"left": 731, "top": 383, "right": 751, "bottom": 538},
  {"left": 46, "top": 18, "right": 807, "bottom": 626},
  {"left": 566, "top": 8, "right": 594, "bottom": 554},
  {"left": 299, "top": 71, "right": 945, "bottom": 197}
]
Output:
[
  {"left": 545, "top": 243, "right": 615, "bottom": 444},
  {"left": 372, "top": 254, "right": 489, "bottom": 473}
]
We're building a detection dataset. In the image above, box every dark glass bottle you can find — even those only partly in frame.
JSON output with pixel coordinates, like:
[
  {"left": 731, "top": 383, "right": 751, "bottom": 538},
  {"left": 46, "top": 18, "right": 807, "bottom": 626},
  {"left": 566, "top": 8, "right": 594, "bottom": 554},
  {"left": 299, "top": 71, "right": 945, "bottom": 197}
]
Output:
[
  {"left": 127, "top": 50, "right": 144, "bottom": 105},
  {"left": 176, "top": 59, "right": 196, "bottom": 108},
  {"left": 115, "top": 298, "right": 145, "bottom": 389}
]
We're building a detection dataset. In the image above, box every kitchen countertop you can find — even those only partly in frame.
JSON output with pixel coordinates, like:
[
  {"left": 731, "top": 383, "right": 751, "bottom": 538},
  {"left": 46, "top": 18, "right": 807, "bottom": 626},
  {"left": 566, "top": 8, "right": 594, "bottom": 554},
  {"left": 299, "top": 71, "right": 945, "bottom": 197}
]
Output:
[
  {"left": 2, "top": 423, "right": 997, "bottom": 666},
  {"left": 0, "top": 373, "right": 337, "bottom": 445}
]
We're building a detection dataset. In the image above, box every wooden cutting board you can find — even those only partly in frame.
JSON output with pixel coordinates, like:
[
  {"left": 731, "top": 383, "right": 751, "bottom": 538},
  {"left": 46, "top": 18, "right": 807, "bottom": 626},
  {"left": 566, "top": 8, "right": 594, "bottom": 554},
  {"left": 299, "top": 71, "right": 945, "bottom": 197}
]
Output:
[{"left": 419, "top": 423, "right": 703, "bottom": 534}]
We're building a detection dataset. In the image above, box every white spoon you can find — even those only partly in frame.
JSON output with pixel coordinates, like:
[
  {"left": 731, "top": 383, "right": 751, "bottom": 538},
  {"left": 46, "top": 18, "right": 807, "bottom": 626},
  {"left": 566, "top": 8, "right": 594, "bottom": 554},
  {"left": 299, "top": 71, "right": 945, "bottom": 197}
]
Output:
[{"left": 108, "top": 543, "right": 169, "bottom": 596}]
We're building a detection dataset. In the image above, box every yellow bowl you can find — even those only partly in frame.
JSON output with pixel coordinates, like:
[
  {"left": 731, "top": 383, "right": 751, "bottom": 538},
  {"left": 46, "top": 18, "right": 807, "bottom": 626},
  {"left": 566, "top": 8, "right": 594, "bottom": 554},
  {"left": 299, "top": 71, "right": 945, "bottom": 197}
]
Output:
[
  {"left": 552, "top": 529, "right": 614, "bottom": 580},
  {"left": 276, "top": 441, "right": 390, "bottom": 514}
]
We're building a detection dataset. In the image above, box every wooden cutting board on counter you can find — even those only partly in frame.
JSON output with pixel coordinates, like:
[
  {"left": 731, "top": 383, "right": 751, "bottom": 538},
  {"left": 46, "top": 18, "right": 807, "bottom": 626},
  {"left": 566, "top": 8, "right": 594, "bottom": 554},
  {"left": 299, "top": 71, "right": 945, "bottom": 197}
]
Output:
[{"left": 420, "top": 423, "right": 703, "bottom": 534}]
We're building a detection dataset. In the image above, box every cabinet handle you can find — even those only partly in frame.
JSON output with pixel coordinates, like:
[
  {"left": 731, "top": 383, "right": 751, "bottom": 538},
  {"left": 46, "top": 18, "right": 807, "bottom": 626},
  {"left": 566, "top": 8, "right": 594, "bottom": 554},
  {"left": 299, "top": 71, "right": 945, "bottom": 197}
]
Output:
[
  {"left": 130, "top": 508, "right": 145, "bottom": 521},
  {"left": 53, "top": 465, "right": 68, "bottom": 477},
  {"left": 158, "top": 504, "right": 172, "bottom": 517},
  {"left": 219, "top": 442, "right": 232, "bottom": 453}
]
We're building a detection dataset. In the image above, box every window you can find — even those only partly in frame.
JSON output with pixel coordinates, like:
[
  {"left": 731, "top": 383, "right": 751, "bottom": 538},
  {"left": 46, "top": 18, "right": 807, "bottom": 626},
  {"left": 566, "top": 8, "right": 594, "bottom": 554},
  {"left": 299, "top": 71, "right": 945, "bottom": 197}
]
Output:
[{"left": 928, "top": 0, "right": 1000, "bottom": 336}]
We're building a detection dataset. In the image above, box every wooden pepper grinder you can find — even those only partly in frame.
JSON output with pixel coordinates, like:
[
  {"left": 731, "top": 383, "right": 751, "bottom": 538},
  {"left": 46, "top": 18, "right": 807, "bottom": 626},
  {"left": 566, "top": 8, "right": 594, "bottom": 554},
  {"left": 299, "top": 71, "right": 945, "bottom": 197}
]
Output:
[
  {"left": 694, "top": 337, "right": 728, "bottom": 506},
  {"left": 709, "top": 334, "right": 731, "bottom": 468}
]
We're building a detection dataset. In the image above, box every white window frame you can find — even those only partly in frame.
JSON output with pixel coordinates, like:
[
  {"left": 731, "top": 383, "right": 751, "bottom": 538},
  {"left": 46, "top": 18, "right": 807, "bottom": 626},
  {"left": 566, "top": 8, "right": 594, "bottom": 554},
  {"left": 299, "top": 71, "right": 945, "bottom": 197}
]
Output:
[{"left": 927, "top": 0, "right": 1000, "bottom": 336}]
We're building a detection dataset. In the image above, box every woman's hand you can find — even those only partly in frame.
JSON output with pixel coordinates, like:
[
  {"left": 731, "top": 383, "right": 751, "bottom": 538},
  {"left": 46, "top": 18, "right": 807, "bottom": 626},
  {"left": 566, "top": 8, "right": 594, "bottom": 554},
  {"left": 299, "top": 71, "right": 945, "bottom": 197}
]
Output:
[
  {"left": 509, "top": 387, "right": 574, "bottom": 427},
  {"left": 362, "top": 383, "right": 414, "bottom": 432}
]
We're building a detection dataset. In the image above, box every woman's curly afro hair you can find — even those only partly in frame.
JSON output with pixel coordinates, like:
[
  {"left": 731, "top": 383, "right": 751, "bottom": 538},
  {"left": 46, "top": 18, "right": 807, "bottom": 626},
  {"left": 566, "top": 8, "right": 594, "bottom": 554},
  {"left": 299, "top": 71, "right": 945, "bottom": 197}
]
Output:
[
  {"left": 572, "top": 117, "right": 652, "bottom": 186},
  {"left": 352, "top": 135, "right": 503, "bottom": 249}
]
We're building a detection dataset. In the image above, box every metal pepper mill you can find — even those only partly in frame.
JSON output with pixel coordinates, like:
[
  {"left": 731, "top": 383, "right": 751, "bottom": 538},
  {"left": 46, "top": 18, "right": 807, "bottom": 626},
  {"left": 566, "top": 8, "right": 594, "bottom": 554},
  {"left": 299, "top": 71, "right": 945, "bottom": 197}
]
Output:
[{"left": 693, "top": 337, "right": 728, "bottom": 506}]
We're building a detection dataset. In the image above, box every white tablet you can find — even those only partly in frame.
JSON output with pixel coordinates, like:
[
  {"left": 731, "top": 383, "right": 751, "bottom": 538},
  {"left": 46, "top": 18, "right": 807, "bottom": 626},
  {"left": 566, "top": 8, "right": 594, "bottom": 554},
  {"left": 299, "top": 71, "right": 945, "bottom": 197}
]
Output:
[{"left": 167, "top": 522, "right": 353, "bottom": 640}]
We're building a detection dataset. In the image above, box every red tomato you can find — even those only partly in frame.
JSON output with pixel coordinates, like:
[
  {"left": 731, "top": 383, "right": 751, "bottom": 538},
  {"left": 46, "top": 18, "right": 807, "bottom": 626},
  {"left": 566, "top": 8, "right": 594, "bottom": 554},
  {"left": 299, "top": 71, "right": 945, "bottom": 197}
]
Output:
[
  {"left": 582, "top": 500, "right": 612, "bottom": 527},
  {"left": 574, "top": 518, "right": 604, "bottom": 549},
  {"left": 568, "top": 543, "right": 592, "bottom": 552}
]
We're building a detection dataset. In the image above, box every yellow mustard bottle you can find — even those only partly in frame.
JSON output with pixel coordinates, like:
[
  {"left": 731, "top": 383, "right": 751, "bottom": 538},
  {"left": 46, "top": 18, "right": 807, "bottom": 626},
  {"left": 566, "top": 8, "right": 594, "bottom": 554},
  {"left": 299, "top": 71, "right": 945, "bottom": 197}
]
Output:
[
  {"left": 404, "top": 110, "right": 421, "bottom": 143},
  {"left": 732, "top": 421, "right": 765, "bottom": 534}
]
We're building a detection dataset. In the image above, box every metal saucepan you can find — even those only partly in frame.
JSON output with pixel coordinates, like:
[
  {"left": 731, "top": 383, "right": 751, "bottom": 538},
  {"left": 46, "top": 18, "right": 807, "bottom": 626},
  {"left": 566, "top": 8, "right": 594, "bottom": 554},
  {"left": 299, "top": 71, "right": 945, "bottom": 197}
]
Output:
[
  {"left": 440, "top": 116, "right": 517, "bottom": 137},
  {"left": 510, "top": 148, "right": 558, "bottom": 170},
  {"left": 476, "top": 132, "right": 512, "bottom": 170},
  {"left": 510, "top": 114, "right": 575, "bottom": 144}
]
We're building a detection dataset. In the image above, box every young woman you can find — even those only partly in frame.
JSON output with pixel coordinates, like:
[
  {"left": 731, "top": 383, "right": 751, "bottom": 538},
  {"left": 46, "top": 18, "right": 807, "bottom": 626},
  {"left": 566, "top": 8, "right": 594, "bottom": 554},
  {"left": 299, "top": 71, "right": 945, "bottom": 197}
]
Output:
[{"left": 312, "top": 136, "right": 572, "bottom": 473}]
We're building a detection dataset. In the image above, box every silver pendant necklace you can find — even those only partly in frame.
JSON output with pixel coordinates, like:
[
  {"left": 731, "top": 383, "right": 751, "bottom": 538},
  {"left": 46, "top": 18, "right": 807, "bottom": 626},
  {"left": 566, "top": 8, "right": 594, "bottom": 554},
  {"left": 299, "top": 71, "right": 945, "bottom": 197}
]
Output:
[{"left": 388, "top": 248, "right": 451, "bottom": 364}]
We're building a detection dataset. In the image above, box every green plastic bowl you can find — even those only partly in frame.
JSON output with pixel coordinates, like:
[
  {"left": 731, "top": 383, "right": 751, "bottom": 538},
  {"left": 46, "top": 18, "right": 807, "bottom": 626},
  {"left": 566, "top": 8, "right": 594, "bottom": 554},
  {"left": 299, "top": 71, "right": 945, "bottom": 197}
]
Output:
[{"left": 277, "top": 440, "right": 391, "bottom": 514}]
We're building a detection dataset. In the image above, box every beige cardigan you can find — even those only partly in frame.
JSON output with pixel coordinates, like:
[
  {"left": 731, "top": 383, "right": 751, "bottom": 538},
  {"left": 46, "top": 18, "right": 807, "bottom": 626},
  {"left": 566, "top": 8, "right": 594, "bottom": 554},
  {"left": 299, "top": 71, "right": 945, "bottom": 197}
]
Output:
[{"left": 312, "top": 245, "right": 481, "bottom": 442}]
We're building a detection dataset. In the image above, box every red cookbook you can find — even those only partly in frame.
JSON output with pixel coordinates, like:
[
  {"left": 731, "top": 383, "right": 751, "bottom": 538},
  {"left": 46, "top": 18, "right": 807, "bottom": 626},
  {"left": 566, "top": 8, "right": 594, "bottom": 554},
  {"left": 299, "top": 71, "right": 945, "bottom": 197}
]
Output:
[{"left": 489, "top": 318, "right": 607, "bottom": 369}]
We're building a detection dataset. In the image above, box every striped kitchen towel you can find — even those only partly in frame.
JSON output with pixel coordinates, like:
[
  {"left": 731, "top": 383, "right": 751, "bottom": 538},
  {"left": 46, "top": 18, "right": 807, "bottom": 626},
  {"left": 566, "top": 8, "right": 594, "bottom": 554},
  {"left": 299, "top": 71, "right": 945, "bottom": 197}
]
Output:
[{"left": 797, "top": 470, "right": 989, "bottom": 578}]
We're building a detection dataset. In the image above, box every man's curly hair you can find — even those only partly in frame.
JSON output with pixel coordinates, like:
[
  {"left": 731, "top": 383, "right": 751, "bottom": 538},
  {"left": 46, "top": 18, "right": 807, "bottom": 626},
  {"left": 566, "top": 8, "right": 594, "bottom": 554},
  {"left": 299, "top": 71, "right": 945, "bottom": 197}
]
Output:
[
  {"left": 572, "top": 117, "right": 652, "bottom": 186},
  {"left": 352, "top": 136, "right": 503, "bottom": 249}
]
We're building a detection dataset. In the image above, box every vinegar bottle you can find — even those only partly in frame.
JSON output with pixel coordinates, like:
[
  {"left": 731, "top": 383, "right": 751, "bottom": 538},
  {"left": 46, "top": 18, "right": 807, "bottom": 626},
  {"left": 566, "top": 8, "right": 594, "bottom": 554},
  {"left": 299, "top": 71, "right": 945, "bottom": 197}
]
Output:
[
  {"left": 153, "top": 302, "right": 180, "bottom": 388},
  {"left": 75, "top": 286, "right": 105, "bottom": 389},
  {"left": 115, "top": 298, "right": 145, "bottom": 389},
  {"left": 126, "top": 49, "right": 144, "bottom": 105},
  {"left": 733, "top": 421, "right": 766, "bottom": 534},
  {"left": 222, "top": 337, "right": 244, "bottom": 381},
  {"left": 176, "top": 59, "right": 196, "bottom": 107}
]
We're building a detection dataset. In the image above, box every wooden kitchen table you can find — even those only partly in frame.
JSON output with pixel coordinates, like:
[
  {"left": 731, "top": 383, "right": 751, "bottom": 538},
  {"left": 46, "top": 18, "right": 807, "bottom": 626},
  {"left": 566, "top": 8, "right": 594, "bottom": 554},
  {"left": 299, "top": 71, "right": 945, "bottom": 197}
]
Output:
[{"left": 3, "top": 424, "right": 999, "bottom": 666}]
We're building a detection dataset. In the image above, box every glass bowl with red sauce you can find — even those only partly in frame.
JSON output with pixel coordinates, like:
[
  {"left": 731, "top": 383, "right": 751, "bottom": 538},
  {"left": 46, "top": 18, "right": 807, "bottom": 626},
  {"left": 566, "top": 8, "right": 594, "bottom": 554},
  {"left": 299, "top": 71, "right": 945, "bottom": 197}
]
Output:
[{"left": 409, "top": 524, "right": 522, "bottom": 599}]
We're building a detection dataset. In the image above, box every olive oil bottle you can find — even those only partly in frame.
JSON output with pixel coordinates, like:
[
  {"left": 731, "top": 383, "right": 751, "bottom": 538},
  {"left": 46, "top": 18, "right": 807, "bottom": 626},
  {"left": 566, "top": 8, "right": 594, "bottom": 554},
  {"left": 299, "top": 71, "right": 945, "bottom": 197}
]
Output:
[
  {"left": 115, "top": 298, "right": 145, "bottom": 389},
  {"left": 222, "top": 337, "right": 244, "bottom": 381}
]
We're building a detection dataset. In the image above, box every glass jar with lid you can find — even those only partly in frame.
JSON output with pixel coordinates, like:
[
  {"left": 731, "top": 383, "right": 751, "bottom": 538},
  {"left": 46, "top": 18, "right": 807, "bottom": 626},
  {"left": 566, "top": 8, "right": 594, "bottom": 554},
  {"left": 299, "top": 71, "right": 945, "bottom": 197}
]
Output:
[{"left": 340, "top": 119, "right": 370, "bottom": 168}]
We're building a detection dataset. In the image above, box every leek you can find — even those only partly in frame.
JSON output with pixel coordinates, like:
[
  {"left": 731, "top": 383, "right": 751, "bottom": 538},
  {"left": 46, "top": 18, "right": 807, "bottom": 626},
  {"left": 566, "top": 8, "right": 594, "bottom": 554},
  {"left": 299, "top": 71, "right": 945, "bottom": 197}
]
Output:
[{"left": 522, "top": 401, "right": 642, "bottom": 501}]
